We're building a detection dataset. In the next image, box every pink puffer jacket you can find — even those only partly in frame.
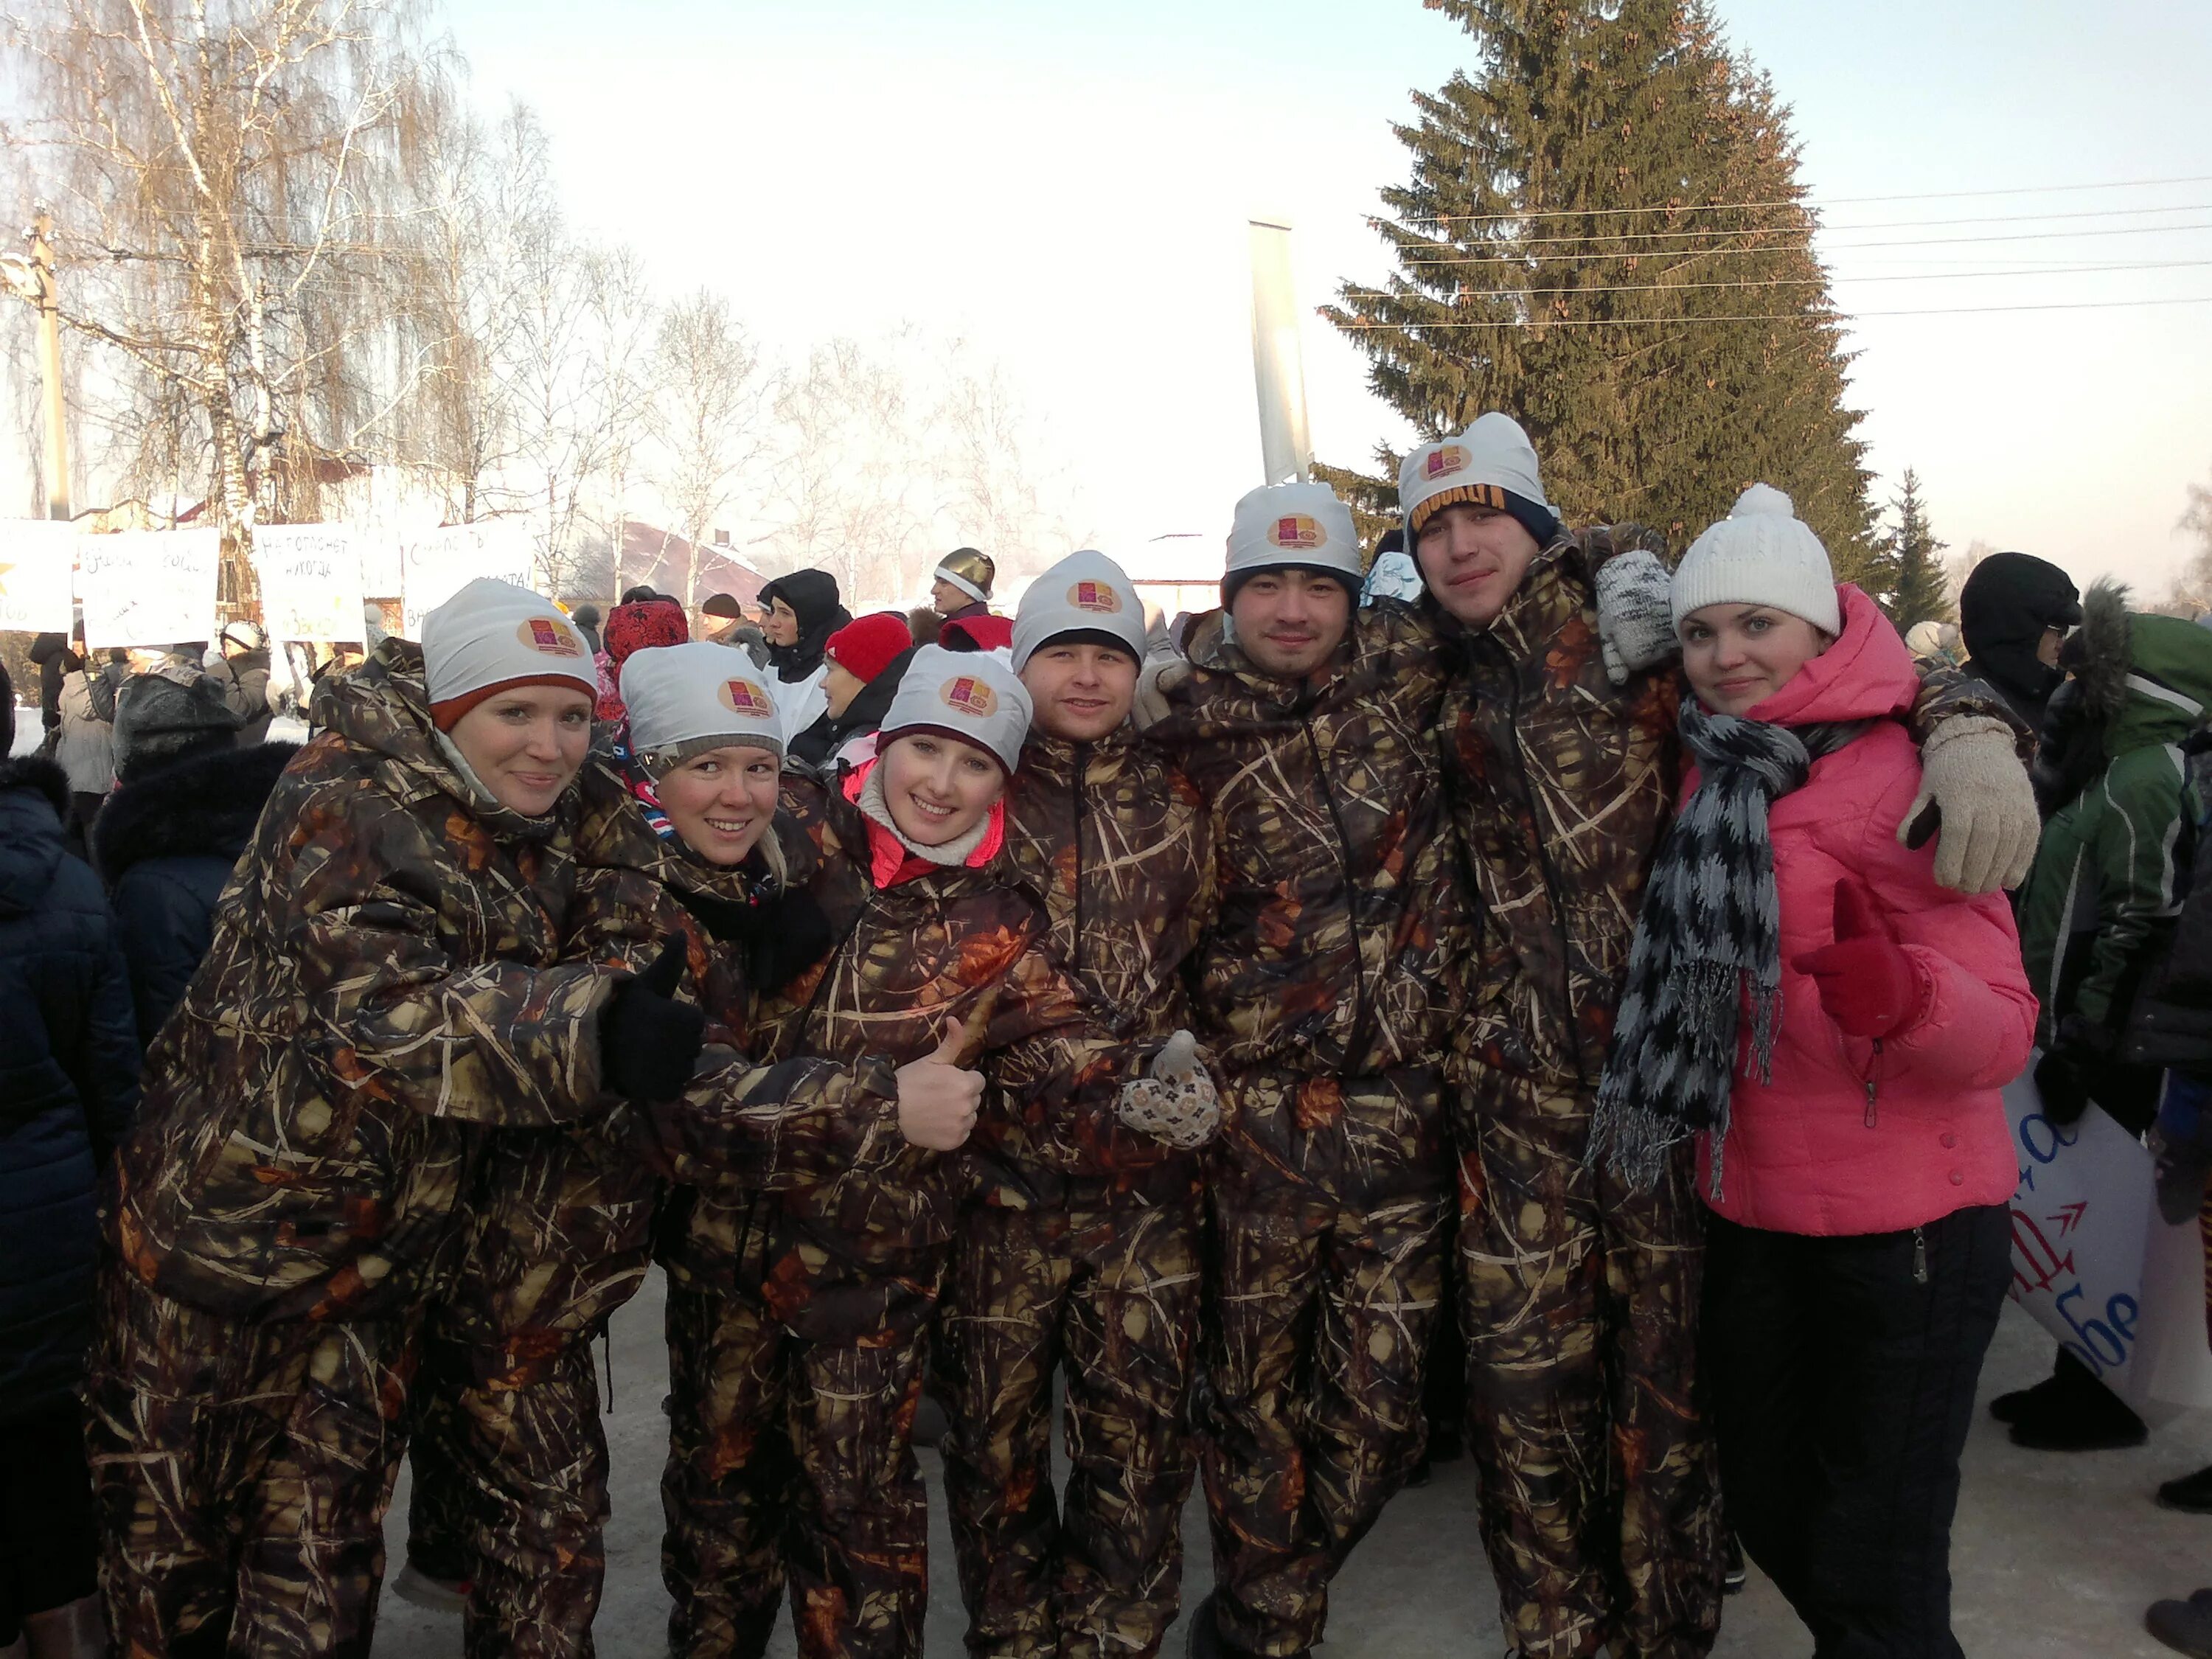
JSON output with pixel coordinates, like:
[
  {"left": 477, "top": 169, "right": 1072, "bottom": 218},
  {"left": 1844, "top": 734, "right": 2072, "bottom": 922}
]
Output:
[{"left": 1691, "top": 583, "right": 2036, "bottom": 1235}]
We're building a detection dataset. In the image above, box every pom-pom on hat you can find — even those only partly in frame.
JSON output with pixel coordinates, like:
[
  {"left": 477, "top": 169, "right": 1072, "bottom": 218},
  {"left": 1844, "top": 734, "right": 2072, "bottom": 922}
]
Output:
[
  {"left": 825, "top": 612, "right": 915, "bottom": 686},
  {"left": 1398, "top": 413, "right": 1559, "bottom": 548},
  {"left": 1222, "top": 481, "right": 1365, "bottom": 605},
  {"left": 619, "top": 640, "right": 785, "bottom": 771},
  {"left": 1012, "top": 549, "right": 1148, "bottom": 672},
  {"left": 878, "top": 644, "right": 1033, "bottom": 774},
  {"left": 422, "top": 577, "right": 598, "bottom": 731},
  {"left": 1671, "top": 484, "right": 1840, "bottom": 636},
  {"left": 934, "top": 546, "right": 996, "bottom": 605}
]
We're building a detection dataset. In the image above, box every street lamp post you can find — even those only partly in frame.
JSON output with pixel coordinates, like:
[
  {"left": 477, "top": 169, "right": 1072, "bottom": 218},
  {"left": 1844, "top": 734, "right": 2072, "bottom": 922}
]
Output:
[{"left": 0, "top": 209, "right": 71, "bottom": 522}]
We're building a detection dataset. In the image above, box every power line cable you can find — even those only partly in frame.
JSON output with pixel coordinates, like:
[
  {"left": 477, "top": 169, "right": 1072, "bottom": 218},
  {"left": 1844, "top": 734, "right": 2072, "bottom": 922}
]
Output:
[
  {"left": 1391, "top": 258, "right": 2212, "bottom": 302},
  {"left": 1332, "top": 293, "right": 2212, "bottom": 329},
  {"left": 1400, "top": 218, "right": 2212, "bottom": 266},
  {"left": 1391, "top": 203, "right": 2212, "bottom": 257},
  {"left": 1402, "top": 171, "right": 2212, "bottom": 226}
]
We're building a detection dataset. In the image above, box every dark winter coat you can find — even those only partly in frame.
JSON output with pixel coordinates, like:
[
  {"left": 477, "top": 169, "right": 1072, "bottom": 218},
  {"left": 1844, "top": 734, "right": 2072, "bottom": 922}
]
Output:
[
  {"left": 29, "top": 633, "right": 79, "bottom": 740},
  {"left": 984, "top": 726, "right": 1215, "bottom": 1202},
  {"left": 1958, "top": 551, "right": 2082, "bottom": 734},
  {"left": 759, "top": 570, "right": 851, "bottom": 685},
  {"left": 206, "top": 647, "right": 275, "bottom": 746},
  {"left": 0, "top": 755, "right": 140, "bottom": 1422},
  {"left": 92, "top": 741, "right": 298, "bottom": 1043},
  {"left": 787, "top": 646, "right": 917, "bottom": 774},
  {"left": 107, "top": 638, "right": 627, "bottom": 1323}
]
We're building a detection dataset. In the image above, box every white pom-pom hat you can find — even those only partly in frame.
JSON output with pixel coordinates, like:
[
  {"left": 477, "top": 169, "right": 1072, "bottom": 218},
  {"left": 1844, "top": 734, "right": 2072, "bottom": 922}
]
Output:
[{"left": 1671, "top": 484, "right": 1840, "bottom": 636}]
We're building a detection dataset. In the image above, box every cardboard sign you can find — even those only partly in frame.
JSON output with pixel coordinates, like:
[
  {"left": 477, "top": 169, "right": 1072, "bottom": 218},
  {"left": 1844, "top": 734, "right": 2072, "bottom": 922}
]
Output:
[
  {"left": 253, "top": 525, "right": 367, "bottom": 644},
  {"left": 399, "top": 520, "right": 535, "bottom": 639},
  {"left": 77, "top": 529, "right": 220, "bottom": 648},
  {"left": 2004, "top": 1060, "right": 2212, "bottom": 1416},
  {"left": 0, "top": 520, "right": 76, "bottom": 632}
]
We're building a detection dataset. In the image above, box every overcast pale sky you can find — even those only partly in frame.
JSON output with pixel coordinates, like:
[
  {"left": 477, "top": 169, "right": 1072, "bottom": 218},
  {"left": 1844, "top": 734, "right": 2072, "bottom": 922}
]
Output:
[{"left": 443, "top": 0, "right": 2211, "bottom": 589}]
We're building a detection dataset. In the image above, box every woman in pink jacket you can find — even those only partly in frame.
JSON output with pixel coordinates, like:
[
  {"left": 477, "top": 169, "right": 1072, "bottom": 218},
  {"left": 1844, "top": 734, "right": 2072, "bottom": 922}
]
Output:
[{"left": 1590, "top": 485, "right": 2036, "bottom": 1659}]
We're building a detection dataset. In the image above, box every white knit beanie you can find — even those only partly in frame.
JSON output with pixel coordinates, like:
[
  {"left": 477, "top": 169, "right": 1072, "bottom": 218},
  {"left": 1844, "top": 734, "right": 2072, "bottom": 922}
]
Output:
[
  {"left": 619, "top": 641, "right": 785, "bottom": 765},
  {"left": 879, "top": 644, "right": 1034, "bottom": 773},
  {"left": 1671, "top": 484, "right": 1840, "bottom": 636},
  {"left": 1011, "top": 550, "right": 1147, "bottom": 672},
  {"left": 1222, "top": 481, "right": 1364, "bottom": 602},
  {"left": 421, "top": 577, "right": 597, "bottom": 729},
  {"left": 1399, "top": 412, "right": 1556, "bottom": 540}
]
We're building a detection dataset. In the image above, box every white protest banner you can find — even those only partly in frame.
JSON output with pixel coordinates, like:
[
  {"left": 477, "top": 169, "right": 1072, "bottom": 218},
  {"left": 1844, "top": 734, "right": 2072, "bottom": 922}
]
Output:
[
  {"left": 77, "top": 529, "right": 220, "bottom": 649},
  {"left": 2004, "top": 1060, "right": 2212, "bottom": 1416},
  {"left": 0, "top": 520, "right": 76, "bottom": 632},
  {"left": 400, "top": 520, "right": 535, "bottom": 638},
  {"left": 253, "top": 524, "right": 366, "bottom": 644}
]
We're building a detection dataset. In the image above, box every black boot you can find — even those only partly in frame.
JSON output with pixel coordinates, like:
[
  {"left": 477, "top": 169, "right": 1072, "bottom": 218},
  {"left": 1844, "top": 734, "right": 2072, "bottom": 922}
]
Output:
[
  {"left": 1185, "top": 1591, "right": 1306, "bottom": 1659},
  {"left": 2160, "top": 1465, "right": 2212, "bottom": 1514},
  {"left": 1991, "top": 1346, "right": 2092, "bottom": 1424},
  {"left": 2008, "top": 1349, "right": 2146, "bottom": 1450}
]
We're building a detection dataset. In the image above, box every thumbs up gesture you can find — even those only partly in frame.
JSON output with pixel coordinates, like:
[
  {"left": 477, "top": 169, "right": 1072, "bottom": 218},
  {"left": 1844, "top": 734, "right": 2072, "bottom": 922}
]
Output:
[
  {"left": 601, "top": 933, "right": 709, "bottom": 1102},
  {"left": 894, "top": 1015, "right": 985, "bottom": 1152},
  {"left": 1790, "top": 880, "right": 1931, "bottom": 1040}
]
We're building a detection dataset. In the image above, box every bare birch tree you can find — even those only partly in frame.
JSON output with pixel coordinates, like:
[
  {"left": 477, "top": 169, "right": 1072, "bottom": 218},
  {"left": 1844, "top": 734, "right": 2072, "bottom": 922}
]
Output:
[
  {"left": 3, "top": 0, "right": 445, "bottom": 595},
  {"left": 650, "top": 287, "right": 768, "bottom": 607}
]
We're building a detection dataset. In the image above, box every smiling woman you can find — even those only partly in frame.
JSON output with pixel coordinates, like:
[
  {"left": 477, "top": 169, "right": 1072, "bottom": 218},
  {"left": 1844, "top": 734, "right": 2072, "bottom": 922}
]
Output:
[{"left": 425, "top": 579, "right": 603, "bottom": 817}]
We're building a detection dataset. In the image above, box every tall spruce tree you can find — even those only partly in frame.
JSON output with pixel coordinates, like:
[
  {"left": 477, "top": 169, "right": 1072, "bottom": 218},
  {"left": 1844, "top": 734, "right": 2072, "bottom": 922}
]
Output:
[
  {"left": 1877, "top": 468, "right": 1951, "bottom": 631},
  {"left": 1321, "top": 0, "right": 1876, "bottom": 575}
]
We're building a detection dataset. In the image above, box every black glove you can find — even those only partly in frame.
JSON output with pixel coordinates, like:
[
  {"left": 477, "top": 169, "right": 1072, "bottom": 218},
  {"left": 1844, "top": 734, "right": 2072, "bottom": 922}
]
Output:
[
  {"left": 599, "top": 936, "right": 706, "bottom": 1102},
  {"left": 2034, "top": 1047, "right": 2093, "bottom": 1127}
]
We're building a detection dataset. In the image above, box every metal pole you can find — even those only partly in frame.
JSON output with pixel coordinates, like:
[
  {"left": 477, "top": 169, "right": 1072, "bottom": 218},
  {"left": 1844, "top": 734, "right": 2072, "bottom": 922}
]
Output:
[{"left": 29, "top": 212, "right": 70, "bottom": 522}]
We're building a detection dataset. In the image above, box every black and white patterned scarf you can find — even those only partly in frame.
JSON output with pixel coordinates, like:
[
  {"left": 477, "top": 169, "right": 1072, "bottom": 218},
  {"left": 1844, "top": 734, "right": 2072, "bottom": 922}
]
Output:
[{"left": 1588, "top": 700, "right": 1866, "bottom": 1194}]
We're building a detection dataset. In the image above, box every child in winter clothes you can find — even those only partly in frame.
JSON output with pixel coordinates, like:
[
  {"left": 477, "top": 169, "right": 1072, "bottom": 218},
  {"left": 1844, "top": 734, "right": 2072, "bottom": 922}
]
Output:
[{"left": 1593, "top": 486, "right": 2036, "bottom": 1659}]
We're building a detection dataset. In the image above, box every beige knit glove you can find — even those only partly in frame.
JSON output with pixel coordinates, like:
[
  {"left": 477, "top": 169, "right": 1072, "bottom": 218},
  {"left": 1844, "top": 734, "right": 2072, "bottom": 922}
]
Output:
[
  {"left": 1116, "top": 1030, "right": 1220, "bottom": 1149},
  {"left": 1901, "top": 714, "right": 2041, "bottom": 894},
  {"left": 1592, "top": 549, "right": 1678, "bottom": 686},
  {"left": 1131, "top": 653, "right": 1191, "bottom": 732}
]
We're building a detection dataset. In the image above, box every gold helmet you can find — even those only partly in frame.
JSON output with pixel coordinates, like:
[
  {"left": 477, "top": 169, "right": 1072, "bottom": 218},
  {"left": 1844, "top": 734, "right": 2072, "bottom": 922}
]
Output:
[{"left": 933, "top": 546, "right": 995, "bottom": 605}]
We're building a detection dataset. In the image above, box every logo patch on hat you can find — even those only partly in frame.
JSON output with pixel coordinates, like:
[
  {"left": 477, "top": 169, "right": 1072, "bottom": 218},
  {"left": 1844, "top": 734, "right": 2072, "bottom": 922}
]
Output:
[
  {"left": 517, "top": 617, "right": 584, "bottom": 656},
  {"left": 941, "top": 675, "right": 998, "bottom": 718},
  {"left": 1424, "top": 445, "right": 1470, "bottom": 481},
  {"left": 1068, "top": 579, "right": 1124, "bottom": 613},
  {"left": 718, "top": 678, "right": 775, "bottom": 719},
  {"left": 1266, "top": 515, "right": 1324, "bottom": 551}
]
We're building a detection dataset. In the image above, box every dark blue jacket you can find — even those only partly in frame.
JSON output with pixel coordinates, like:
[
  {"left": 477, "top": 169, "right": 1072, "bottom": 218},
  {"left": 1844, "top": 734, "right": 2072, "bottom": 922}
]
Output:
[
  {"left": 93, "top": 742, "right": 296, "bottom": 1043},
  {"left": 0, "top": 755, "right": 140, "bottom": 1422}
]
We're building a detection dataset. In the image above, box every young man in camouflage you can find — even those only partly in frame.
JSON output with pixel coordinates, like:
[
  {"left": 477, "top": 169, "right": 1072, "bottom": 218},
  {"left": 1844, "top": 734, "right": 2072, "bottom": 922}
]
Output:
[
  {"left": 942, "top": 550, "right": 1217, "bottom": 1659},
  {"left": 1399, "top": 414, "right": 2040, "bottom": 1659},
  {"left": 1147, "top": 483, "right": 1470, "bottom": 1659}
]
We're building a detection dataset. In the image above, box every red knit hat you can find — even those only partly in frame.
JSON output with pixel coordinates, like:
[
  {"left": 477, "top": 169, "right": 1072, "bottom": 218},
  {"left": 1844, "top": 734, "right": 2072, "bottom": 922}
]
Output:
[
  {"left": 825, "top": 611, "right": 914, "bottom": 684},
  {"left": 939, "top": 613, "right": 1013, "bottom": 655}
]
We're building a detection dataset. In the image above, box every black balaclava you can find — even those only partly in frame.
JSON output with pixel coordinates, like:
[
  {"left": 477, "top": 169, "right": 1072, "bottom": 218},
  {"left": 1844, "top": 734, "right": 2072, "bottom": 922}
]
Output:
[
  {"left": 759, "top": 569, "right": 852, "bottom": 684},
  {"left": 1958, "top": 552, "right": 2082, "bottom": 726}
]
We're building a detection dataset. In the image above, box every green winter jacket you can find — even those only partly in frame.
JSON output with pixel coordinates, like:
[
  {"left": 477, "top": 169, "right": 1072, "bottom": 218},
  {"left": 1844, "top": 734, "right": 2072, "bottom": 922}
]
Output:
[{"left": 2019, "top": 604, "right": 2212, "bottom": 1043}]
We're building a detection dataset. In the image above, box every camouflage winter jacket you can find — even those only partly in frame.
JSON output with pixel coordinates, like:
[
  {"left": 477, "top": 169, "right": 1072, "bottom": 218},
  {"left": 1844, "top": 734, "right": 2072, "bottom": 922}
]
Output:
[
  {"left": 434, "top": 762, "right": 917, "bottom": 1371},
  {"left": 1439, "top": 529, "right": 2040, "bottom": 1095},
  {"left": 752, "top": 771, "right": 1139, "bottom": 1267},
  {"left": 983, "top": 726, "right": 1216, "bottom": 1201},
  {"left": 108, "top": 639, "right": 623, "bottom": 1323},
  {"left": 1148, "top": 598, "right": 1470, "bottom": 1087}
]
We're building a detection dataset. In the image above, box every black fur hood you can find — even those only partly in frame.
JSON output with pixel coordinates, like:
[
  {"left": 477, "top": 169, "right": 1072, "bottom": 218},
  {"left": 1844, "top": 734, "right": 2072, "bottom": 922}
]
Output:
[
  {"left": 0, "top": 753, "right": 72, "bottom": 823},
  {"left": 94, "top": 741, "right": 299, "bottom": 883}
]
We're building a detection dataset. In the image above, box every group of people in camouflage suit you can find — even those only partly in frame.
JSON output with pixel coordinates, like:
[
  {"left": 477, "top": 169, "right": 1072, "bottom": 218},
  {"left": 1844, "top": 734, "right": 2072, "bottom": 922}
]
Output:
[{"left": 74, "top": 411, "right": 2045, "bottom": 1659}]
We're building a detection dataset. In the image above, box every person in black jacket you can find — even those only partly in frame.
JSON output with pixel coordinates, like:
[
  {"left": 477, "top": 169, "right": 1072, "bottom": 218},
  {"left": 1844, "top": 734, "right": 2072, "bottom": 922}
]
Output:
[
  {"left": 92, "top": 740, "right": 298, "bottom": 1043},
  {"left": 1958, "top": 551, "right": 2083, "bottom": 733},
  {"left": 27, "top": 632, "right": 82, "bottom": 754},
  {"left": 755, "top": 568, "right": 849, "bottom": 686},
  {"left": 0, "top": 695, "right": 142, "bottom": 1659}
]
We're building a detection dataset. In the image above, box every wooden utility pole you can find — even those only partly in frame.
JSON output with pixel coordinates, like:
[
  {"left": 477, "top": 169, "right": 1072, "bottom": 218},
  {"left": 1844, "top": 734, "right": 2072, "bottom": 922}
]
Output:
[{"left": 25, "top": 212, "right": 69, "bottom": 521}]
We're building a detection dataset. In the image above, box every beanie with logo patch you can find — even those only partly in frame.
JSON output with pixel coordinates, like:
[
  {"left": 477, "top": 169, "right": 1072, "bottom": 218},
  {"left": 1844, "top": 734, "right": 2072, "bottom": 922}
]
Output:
[
  {"left": 1012, "top": 550, "right": 1148, "bottom": 672},
  {"left": 877, "top": 644, "right": 1033, "bottom": 774},
  {"left": 619, "top": 639, "right": 786, "bottom": 771},
  {"left": 422, "top": 578, "right": 599, "bottom": 731},
  {"left": 1222, "top": 481, "right": 1365, "bottom": 606},
  {"left": 1399, "top": 413, "right": 1559, "bottom": 550}
]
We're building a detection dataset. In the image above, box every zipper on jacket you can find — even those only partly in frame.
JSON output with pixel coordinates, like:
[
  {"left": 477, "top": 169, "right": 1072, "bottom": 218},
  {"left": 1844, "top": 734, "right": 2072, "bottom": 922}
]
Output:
[
  {"left": 1863, "top": 1037, "right": 1882, "bottom": 1127},
  {"left": 1480, "top": 634, "right": 1587, "bottom": 1090},
  {"left": 1300, "top": 711, "right": 1374, "bottom": 1072},
  {"left": 1070, "top": 743, "right": 1088, "bottom": 974},
  {"left": 1911, "top": 1225, "right": 1929, "bottom": 1286}
]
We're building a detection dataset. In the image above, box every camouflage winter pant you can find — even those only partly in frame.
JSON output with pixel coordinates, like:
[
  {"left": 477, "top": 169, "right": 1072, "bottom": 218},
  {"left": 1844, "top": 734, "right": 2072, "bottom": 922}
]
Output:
[
  {"left": 942, "top": 1185, "right": 1203, "bottom": 1659},
  {"left": 664, "top": 1220, "right": 945, "bottom": 1659},
  {"left": 1201, "top": 1068, "right": 1452, "bottom": 1658},
  {"left": 84, "top": 1265, "right": 413, "bottom": 1659},
  {"left": 403, "top": 1332, "right": 611, "bottom": 1659},
  {"left": 1457, "top": 1071, "right": 1724, "bottom": 1659}
]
